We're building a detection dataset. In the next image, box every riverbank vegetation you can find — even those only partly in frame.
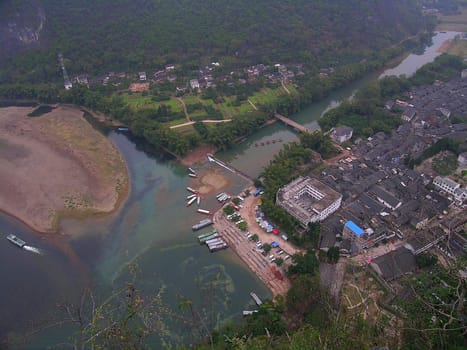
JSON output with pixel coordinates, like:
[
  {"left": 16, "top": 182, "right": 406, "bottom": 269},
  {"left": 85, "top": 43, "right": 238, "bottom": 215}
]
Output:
[{"left": 319, "top": 54, "right": 466, "bottom": 138}]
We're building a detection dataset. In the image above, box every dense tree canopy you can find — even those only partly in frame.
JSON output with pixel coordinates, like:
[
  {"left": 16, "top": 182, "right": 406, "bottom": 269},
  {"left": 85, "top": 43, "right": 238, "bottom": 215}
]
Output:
[{"left": 0, "top": 0, "right": 427, "bottom": 83}]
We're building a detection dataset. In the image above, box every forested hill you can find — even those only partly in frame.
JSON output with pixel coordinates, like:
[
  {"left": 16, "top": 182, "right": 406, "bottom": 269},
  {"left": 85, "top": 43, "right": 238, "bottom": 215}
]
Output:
[{"left": 1, "top": 0, "right": 426, "bottom": 82}]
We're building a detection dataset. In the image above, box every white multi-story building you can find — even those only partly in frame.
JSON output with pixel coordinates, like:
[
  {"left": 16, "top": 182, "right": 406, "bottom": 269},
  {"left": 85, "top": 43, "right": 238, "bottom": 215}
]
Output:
[
  {"left": 433, "top": 176, "right": 466, "bottom": 202},
  {"left": 276, "top": 176, "right": 342, "bottom": 227}
]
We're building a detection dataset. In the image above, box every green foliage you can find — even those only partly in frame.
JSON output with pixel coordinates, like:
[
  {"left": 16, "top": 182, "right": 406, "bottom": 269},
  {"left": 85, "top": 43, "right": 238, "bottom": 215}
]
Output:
[
  {"left": 0, "top": 0, "right": 426, "bottom": 83},
  {"left": 432, "top": 154, "right": 459, "bottom": 176},
  {"left": 287, "top": 249, "right": 319, "bottom": 276},
  {"left": 223, "top": 205, "right": 235, "bottom": 216},
  {"left": 262, "top": 243, "right": 272, "bottom": 253},
  {"left": 400, "top": 260, "right": 467, "bottom": 349},
  {"left": 274, "top": 257, "right": 283, "bottom": 266},
  {"left": 251, "top": 234, "right": 259, "bottom": 242},
  {"left": 412, "top": 137, "right": 461, "bottom": 166},
  {"left": 410, "top": 54, "right": 465, "bottom": 86},
  {"left": 319, "top": 99, "right": 402, "bottom": 138},
  {"left": 326, "top": 246, "right": 340, "bottom": 264},
  {"left": 415, "top": 253, "right": 438, "bottom": 268},
  {"left": 299, "top": 132, "right": 338, "bottom": 159},
  {"left": 237, "top": 221, "right": 248, "bottom": 231},
  {"left": 232, "top": 197, "right": 241, "bottom": 205}
]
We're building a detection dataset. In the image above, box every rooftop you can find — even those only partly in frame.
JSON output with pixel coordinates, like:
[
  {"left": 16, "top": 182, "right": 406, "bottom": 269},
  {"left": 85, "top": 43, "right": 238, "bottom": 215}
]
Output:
[
  {"left": 277, "top": 176, "right": 341, "bottom": 224},
  {"left": 344, "top": 221, "right": 364, "bottom": 236}
]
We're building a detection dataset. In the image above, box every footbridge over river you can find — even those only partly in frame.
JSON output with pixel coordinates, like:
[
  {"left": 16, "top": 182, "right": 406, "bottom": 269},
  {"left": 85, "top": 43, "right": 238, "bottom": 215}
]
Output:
[{"left": 274, "top": 113, "right": 314, "bottom": 134}]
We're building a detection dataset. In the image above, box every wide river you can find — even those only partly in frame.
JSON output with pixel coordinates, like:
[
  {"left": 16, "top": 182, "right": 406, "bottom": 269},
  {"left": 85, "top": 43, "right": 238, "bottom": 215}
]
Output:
[{"left": 0, "top": 31, "right": 459, "bottom": 348}]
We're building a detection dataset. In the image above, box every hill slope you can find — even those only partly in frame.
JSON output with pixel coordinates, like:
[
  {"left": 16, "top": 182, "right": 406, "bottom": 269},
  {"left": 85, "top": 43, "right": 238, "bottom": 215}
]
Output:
[{"left": 0, "top": 0, "right": 425, "bottom": 82}]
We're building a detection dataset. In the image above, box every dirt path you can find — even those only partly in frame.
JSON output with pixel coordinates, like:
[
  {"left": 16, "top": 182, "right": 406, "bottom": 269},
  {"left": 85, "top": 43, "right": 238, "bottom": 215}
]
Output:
[
  {"left": 248, "top": 99, "right": 258, "bottom": 110},
  {"left": 0, "top": 106, "right": 129, "bottom": 233},
  {"left": 176, "top": 97, "right": 191, "bottom": 122},
  {"left": 169, "top": 119, "right": 232, "bottom": 129},
  {"left": 281, "top": 80, "right": 290, "bottom": 94}
]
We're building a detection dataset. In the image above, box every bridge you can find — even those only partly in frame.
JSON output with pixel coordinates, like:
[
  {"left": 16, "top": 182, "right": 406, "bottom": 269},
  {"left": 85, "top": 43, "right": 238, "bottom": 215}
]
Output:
[{"left": 274, "top": 113, "right": 313, "bottom": 134}]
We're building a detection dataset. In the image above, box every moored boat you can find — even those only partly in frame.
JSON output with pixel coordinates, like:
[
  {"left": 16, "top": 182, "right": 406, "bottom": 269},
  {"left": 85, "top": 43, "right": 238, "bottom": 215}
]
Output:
[
  {"left": 192, "top": 218, "right": 213, "bottom": 231},
  {"left": 188, "top": 173, "right": 197, "bottom": 178},
  {"left": 197, "top": 208, "right": 211, "bottom": 215},
  {"left": 6, "top": 234, "right": 26, "bottom": 248},
  {"left": 186, "top": 187, "right": 197, "bottom": 193},
  {"left": 186, "top": 196, "right": 197, "bottom": 206}
]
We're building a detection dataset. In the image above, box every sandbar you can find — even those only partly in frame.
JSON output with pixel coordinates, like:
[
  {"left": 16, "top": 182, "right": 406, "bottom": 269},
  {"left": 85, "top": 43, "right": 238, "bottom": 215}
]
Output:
[{"left": 0, "top": 105, "right": 129, "bottom": 233}]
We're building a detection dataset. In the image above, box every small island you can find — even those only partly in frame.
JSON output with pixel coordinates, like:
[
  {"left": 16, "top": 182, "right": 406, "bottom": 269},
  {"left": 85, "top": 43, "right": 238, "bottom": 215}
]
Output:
[{"left": 0, "top": 105, "right": 129, "bottom": 233}]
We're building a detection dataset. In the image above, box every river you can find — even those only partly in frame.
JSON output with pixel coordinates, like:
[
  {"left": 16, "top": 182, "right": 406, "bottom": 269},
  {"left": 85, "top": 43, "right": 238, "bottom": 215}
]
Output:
[{"left": 0, "top": 31, "right": 459, "bottom": 348}]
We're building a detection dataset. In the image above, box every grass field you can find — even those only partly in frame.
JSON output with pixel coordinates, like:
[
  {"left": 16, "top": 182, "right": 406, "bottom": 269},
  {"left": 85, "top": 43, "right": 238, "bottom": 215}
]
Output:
[
  {"left": 437, "top": 7, "right": 467, "bottom": 31},
  {"left": 121, "top": 93, "right": 183, "bottom": 113},
  {"left": 249, "top": 88, "right": 285, "bottom": 106}
]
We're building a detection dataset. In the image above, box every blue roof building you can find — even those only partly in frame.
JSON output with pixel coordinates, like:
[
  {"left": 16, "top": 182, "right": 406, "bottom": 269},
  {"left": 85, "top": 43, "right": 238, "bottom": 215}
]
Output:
[{"left": 344, "top": 221, "right": 364, "bottom": 237}]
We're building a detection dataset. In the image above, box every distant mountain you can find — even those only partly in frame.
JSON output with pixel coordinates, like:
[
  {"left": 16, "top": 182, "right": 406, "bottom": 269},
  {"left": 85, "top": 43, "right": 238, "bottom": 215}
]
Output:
[{"left": 0, "top": 0, "right": 426, "bottom": 83}]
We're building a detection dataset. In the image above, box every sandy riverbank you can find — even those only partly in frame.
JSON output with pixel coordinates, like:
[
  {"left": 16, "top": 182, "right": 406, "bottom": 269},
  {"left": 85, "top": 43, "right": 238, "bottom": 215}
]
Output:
[{"left": 0, "top": 106, "right": 129, "bottom": 233}]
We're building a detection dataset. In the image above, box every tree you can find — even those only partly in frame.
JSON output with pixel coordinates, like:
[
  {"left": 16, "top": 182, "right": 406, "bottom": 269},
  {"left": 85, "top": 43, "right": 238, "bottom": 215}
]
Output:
[
  {"left": 327, "top": 247, "right": 340, "bottom": 263},
  {"left": 237, "top": 221, "right": 248, "bottom": 231},
  {"left": 223, "top": 205, "right": 235, "bottom": 215},
  {"left": 263, "top": 243, "right": 272, "bottom": 253}
]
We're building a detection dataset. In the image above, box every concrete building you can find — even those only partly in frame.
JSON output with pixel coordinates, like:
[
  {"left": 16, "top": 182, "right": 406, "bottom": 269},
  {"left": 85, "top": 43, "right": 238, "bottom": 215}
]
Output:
[
  {"left": 433, "top": 176, "right": 460, "bottom": 194},
  {"left": 190, "top": 79, "right": 200, "bottom": 90},
  {"left": 332, "top": 125, "right": 353, "bottom": 144},
  {"left": 276, "top": 176, "right": 342, "bottom": 227},
  {"left": 138, "top": 72, "right": 147, "bottom": 81}
]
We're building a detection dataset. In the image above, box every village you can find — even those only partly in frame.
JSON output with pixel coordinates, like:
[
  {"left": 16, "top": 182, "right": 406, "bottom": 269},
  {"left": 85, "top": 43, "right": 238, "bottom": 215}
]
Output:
[{"left": 192, "top": 70, "right": 467, "bottom": 319}]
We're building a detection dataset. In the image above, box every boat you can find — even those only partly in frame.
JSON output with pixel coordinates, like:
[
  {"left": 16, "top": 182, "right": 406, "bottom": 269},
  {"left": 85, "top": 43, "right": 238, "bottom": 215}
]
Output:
[
  {"left": 197, "top": 196, "right": 201, "bottom": 206},
  {"left": 192, "top": 218, "right": 213, "bottom": 231},
  {"left": 197, "top": 208, "right": 211, "bottom": 215},
  {"left": 188, "top": 167, "right": 196, "bottom": 174},
  {"left": 242, "top": 310, "right": 258, "bottom": 316},
  {"left": 197, "top": 229, "right": 218, "bottom": 240},
  {"left": 6, "top": 234, "right": 26, "bottom": 248},
  {"left": 186, "top": 196, "right": 197, "bottom": 207},
  {"left": 188, "top": 173, "right": 197, "bottom": 178},
  {"left": 186, "top": 194, "right": 197, "bottom": 200},
  {"left": 199, "top": 232, "right": 219, "bottom": 243},
  {"left": 250, "top": 292, "right": 263, "bottom": 306},
  {"left": 186, "top": 187, "right": 197, "bottom": 193},
  {"left": 205, "top": 237, "right": 223, "bottom": 245},
  {"left": 208, "top": 242, "right": 228, "bottom": 252}
]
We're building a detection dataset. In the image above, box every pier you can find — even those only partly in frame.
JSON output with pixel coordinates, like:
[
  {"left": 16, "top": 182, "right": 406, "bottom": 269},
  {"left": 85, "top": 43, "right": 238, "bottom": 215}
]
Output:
[
  {"left": 274, "top": 113, "right": 314, "bottom": 134},
  {"left": 207, "top": 154, "right": 253, "bottom": 183}
]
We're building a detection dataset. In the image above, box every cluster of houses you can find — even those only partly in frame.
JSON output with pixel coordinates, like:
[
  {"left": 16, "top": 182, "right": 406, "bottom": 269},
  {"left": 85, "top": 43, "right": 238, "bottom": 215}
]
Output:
[
  {"left": 277, "top": 73, "right": 466, "bottom": 284},
  {"left": 68, "top": 59, "right": 309, "bottom": 95}
]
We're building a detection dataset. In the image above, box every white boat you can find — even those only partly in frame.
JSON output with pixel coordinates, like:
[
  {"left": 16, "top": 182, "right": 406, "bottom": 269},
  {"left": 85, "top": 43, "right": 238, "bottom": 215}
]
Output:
[
  {"left": 186, "top": 187, "right": 197, "bottom": 193},
  {"left": 188, "top": 173, "right": 197, "bottom": 178},
  {"left": 186, "top": 194, "right": 197, "bottom": 200},
  {"left": 197, "top": 208, "right": 211, "bottom": 215},
  {"left": 188, "top": 167, "right": 196, "bottom": 174},
  {"left": 186, "top": 197, "right": 197, "bottom": 206},
  {"left": 197, "top": 196, "right": 201, "bottom": 206}
]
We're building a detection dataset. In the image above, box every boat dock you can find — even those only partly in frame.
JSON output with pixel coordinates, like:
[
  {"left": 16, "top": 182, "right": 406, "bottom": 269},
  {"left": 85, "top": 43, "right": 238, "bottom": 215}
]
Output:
[
  {"left": 250, "top": 292, "right": 263, "bottom": 306},
  {"left": 207, "top": 154, "right": 253, "bottom": 183}
]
